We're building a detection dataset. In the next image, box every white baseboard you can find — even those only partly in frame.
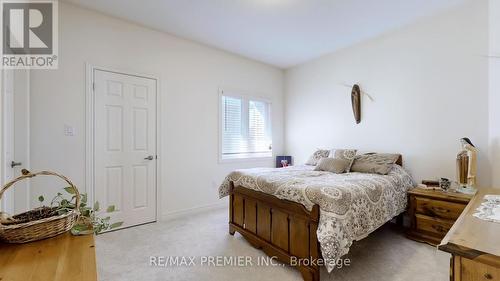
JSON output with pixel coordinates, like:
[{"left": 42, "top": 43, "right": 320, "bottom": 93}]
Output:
[{"left": 160, "top": 200, "right": 227, "bottom": 221}]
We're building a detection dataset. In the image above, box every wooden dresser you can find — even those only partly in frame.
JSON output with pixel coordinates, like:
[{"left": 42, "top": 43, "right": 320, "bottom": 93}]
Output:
[
  {"left": 407, "top": 188, "right": 473, "bottom": 246},
  {"left": 439, "top": 188, "right": 500, "bottom": 281},
  {"left": 0, "top": 232, "right": 97, "bottom": 281}
]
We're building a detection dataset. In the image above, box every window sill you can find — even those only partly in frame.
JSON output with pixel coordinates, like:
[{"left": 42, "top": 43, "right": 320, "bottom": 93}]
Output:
[{"left": 219, "top": 155, "right": 273, "bottom": 164}]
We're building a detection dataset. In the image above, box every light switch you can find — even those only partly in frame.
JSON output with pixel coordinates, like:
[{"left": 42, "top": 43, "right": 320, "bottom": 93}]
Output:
[{"left": 64, "top": 124, "right": 75, "bottom": 136}]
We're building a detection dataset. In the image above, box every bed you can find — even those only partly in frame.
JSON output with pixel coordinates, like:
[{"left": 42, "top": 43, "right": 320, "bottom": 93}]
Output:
[{"left": 218, "top": 155, "right": 415, "bottom": 281}]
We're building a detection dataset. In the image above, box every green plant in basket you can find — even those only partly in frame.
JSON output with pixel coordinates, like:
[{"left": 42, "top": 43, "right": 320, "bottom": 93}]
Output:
[{"left": 38, "top": 186, "right": 123, "bottom": 235}]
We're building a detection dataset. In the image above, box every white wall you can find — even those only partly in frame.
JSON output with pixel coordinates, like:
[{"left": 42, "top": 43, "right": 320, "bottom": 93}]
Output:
[
  {"left": 285, "top": 0, "right": 490, "bottom": 186},
  {"left": 490, "top": 0, "right": 500, "bottom": 187},
  {"left": 29, "top": 3, "right": 284, "bottom": 217},
  {"left": 489, "top": 0, "right": 500, "bottom": 188}
]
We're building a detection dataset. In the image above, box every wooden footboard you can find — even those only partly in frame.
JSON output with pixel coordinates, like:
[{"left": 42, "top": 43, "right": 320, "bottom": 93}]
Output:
[{"left": 228, "top": 182, "right": 321, "bottom": 281}]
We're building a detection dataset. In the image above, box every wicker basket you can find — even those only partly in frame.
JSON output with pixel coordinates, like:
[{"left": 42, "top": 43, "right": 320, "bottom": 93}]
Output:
[{"left": 0, "top": 170, "right": 80, "bottom": 243}]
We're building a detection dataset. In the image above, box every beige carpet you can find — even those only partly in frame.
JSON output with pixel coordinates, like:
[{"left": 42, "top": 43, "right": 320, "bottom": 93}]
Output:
[{"left": 96, "top": 207, "right": 450, "bottom": 281}]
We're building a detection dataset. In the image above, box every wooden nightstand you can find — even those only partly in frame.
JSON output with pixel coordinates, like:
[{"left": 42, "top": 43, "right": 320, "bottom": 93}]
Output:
[{"left": 406, "top": 188, "right": 474, "bottom": 246}]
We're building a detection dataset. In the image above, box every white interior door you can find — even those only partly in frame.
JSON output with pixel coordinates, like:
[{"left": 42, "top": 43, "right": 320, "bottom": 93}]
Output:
[
  {"left": 1, "top": 69, "right": 30, "bottom": 214},
  {"left": 94, "top": 69, "right": 157, "bottom": 228},
  {"left": 1, "top": 70, "right": 15, "bottom": 214}
]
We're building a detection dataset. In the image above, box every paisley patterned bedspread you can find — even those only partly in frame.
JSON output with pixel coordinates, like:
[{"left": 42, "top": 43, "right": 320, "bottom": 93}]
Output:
[{"left": 218, "top": 165, "right": 415, "bottom": 272}]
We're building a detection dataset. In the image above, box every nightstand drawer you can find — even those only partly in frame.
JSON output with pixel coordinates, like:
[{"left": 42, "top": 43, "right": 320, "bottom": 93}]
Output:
[
  {"left": 415, "top": 214, "right": 454, "bottom": 236},
  {"left": 415, "top": 197, "right": 466, "bottom": 220},
  {"left": 407, "top": 188, "right": 473, "bottom": 246}
]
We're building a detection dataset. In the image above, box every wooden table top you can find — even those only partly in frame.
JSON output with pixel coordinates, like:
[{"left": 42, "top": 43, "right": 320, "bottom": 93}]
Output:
[
  {"left": 439, "top": 188, "right": 500, "bottom": 266},
  {"left": 408, "top": 187, "right": 474, "bottom": 204},
  {"left": 0, "top": 232, "right": 97, "bottom": 281}
]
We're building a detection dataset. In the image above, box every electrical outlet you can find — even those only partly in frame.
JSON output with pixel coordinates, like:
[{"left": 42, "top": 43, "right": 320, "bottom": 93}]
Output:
[{"left": 64, "top": 124, "right": 75, "bottom": 136}]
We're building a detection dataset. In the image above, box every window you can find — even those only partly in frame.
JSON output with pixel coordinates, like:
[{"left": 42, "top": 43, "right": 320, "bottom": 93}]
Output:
[{"left": 220, "top": 91, "right": 272, "bottom": 161}]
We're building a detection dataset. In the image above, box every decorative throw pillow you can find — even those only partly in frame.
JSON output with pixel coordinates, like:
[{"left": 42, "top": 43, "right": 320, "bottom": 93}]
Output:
[
  {"left": 330, "top": 149, "right": 357, "bottom": 172},
  {"left": 305, "top": 149, "right": 330, "bottom": 165},
  {"left": 350, "top": 153, "right": 400, "bottom": 175},
  {"left": 314, "top": 158, "right": 351, "bottom": 174}
]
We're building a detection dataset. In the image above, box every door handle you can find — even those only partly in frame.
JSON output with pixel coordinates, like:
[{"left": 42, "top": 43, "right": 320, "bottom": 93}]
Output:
[
  {"left": 11, "top": 161, "right": 22, "bottom": 168},
  {"left": 144, "top": 155, "right": 154, "bottom": 160}
]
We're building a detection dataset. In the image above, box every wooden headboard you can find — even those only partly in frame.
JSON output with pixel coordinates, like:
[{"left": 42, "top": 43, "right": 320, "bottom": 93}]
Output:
[{"left": 396, "top": 155, "right": 403, "bottom": 166}]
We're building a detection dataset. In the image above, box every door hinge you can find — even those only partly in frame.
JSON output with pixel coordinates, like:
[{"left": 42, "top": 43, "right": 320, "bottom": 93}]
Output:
[{"left": 92, "top": 82, "right": 95, "bottom": 91}]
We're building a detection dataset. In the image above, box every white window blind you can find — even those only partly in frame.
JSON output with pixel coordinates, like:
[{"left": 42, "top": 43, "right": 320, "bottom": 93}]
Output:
[{"left": 221, "top": 93, "right": 272, "bottom": 160}]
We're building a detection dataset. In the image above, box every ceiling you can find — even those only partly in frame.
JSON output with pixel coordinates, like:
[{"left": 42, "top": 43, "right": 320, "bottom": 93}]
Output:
[{"left": 63, "top": 0, "right": 467, "bottom": 68}]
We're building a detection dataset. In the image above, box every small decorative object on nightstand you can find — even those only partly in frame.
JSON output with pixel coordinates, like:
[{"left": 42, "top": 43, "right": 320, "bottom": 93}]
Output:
[
  {"left": 456, "top": 137, "right": 478, "bottom": 195},
  {"left": 406, "top": 187, "right": 474, "bottom": 246},
  {"left": 275, "top": 156, "right": 292, "bottom": 168}
]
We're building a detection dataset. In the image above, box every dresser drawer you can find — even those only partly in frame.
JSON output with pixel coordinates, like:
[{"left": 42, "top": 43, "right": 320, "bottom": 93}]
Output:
[
  {"left": 460, "top": 257, "right": 500, "bottom": 281},
  {"left": 415, "top": 197, "right": 466, "bottom": 220},
  {"left": 415, "top": 214, "right": 454, "bottom": 236}
]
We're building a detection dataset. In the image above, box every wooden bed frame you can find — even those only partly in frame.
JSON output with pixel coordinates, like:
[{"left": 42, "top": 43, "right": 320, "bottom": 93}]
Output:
[{"left": 228, "top": 155, "right": 403, "bottom": 281}]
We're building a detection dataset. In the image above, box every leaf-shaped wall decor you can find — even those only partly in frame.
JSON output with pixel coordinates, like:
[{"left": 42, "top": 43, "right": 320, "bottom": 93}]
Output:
[{"left": 351, "top": 84, "right": 361, "bottom": 124}]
